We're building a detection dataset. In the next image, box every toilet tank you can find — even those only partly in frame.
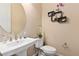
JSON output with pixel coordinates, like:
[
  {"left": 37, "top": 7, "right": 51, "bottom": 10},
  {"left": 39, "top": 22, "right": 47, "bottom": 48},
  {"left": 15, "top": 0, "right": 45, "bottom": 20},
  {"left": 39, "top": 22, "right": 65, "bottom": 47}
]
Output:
[{"left": 35, "top": 38, "right": 43, "bottom": 48}]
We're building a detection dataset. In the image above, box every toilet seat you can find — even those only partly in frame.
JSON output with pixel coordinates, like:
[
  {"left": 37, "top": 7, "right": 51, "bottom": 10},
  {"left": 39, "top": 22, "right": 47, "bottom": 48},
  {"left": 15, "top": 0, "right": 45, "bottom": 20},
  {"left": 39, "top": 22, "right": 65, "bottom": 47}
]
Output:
[{"left": 40, "top": 45, "right": 56, "bottom": 55}]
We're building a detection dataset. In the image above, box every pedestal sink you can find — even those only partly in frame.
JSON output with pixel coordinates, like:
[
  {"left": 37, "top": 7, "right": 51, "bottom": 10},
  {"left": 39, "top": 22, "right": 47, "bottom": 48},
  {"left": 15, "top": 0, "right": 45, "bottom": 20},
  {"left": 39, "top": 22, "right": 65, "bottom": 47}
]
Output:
[{"left": 0, "top": 37, "right": 38, "bottom": 56}]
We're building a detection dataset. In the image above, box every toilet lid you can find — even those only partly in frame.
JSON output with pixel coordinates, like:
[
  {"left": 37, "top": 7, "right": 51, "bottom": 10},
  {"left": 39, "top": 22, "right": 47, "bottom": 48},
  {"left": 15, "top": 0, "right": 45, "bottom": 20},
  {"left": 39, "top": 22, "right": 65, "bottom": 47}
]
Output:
[{"left": 40, "top": 45, "right": 56, "bottom": 53}]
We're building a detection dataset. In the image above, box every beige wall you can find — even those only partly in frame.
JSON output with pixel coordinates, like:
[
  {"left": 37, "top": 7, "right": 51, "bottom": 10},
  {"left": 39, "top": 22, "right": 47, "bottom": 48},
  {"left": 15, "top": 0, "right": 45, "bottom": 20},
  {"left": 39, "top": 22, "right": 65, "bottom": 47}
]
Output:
[
  {"left": 42, "top": 3, "right": 79, "bottom": 56},
  {"left": 22, "top": 3, "right": 42, "bottom": 38},
  {"left": 11, "top": 3, "right": 26, "bottom": 35}
]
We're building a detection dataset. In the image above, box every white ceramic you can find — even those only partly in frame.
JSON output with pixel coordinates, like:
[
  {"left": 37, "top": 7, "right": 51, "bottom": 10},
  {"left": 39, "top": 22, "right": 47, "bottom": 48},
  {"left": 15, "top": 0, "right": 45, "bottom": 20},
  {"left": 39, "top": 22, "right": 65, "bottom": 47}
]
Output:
[{"left": 0, "top": 37, "right": 38, "bottom": 56}]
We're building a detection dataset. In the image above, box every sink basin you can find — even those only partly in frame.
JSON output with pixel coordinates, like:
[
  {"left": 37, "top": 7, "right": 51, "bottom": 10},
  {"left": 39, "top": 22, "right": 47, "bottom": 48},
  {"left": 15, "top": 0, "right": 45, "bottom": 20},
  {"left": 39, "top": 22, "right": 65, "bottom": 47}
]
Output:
[
  {"left": 6, "top": 38, "right": 35, "bottom": 47},
  {"left": 6, "top": 41, "right": 19, "bottom": 47},
  {"left": 0, "top": 37, "right": 38, "bottom": 56}
]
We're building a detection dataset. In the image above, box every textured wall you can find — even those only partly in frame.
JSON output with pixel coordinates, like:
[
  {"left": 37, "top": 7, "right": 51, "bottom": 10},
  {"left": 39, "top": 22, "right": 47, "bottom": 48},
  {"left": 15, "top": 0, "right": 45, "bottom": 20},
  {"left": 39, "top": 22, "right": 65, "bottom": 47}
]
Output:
[{"left": 42, "top": 3, "right": 79, "bottom": 56}]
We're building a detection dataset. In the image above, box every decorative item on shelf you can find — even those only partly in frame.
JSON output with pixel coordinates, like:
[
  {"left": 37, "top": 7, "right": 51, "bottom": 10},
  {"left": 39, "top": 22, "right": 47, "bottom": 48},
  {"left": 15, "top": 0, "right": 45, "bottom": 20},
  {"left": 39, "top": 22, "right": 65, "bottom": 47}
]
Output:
[
  {"left": 48, "top": 11, "right": 55, "bottom": 17},
  {"left": 57, "top": 16, "right": 67, "bottom": 23},
  {"left": 48, "top": 3, "right": 68, "bottom": 23},
  {"left": 37, "top": 32, "right": 42, "bottom": 39},
  {"left": 59, "top": 3, "right": 64, "bottom": 7},
  {"left": 48, "top": 11, "right": 56, "bottom": 22},
  {"left": 23, "top": 32, "right": 27, "bottom": 38}
]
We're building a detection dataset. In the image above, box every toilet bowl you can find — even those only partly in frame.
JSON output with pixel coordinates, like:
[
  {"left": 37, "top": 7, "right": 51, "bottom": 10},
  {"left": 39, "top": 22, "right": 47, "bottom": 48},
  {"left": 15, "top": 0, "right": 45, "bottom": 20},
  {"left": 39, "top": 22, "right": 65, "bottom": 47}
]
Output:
[
  {"left": 35, "top": 38, "right": 57, "bottom": 56},
  {"left": 40, "top": 45, "right": 56, "bottom": 56}
]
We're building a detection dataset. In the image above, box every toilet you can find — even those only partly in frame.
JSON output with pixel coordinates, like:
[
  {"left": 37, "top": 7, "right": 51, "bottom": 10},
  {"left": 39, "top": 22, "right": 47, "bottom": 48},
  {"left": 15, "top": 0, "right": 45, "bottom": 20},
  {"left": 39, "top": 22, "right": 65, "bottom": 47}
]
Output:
[
  {"left": 35, "top": 38, "right": 57, "bottom": 56},
  {"left": 40, "top": 45, "right": 56, "bottom": 56}
]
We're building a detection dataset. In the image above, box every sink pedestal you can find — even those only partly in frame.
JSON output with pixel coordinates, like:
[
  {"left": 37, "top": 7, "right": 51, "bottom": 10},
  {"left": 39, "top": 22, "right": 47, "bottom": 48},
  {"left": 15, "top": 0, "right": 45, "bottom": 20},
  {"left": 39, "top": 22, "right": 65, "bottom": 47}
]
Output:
[{"left": 16, "top": 49, "right": 27, "bottom": 56}]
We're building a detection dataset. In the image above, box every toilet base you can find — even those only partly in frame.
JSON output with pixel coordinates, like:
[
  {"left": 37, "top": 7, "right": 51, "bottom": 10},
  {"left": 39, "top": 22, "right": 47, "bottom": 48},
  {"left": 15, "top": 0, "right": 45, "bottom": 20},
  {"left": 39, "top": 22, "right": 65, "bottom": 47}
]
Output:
[
  {"left": 38, "top": 51, "right": 57, "bottom": 56},
  {"left": 38, "top": 51, "right": 63, "bottom": 56}
]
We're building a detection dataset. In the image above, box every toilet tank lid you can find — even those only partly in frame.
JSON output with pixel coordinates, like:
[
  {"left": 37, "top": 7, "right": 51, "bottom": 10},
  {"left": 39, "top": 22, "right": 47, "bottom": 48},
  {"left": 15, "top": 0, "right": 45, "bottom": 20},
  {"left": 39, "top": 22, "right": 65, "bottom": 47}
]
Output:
[{"left": 40, "top": 45, "right": 56, "bottom": 52}]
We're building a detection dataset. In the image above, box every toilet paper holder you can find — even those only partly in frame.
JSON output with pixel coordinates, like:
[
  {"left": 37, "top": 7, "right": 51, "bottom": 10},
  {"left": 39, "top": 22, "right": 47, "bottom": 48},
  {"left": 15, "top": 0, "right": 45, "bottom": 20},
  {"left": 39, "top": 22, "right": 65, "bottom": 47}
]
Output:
[{"left": 63, "top": 42, "right": 69, "bottom": 48}]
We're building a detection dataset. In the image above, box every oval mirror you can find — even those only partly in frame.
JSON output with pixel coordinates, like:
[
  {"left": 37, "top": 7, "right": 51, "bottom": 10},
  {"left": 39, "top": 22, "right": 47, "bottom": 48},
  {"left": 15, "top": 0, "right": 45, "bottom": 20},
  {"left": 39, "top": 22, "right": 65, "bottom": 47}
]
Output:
[{"left": 11, "top": 3, "right": 26, "bottom": 35}]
